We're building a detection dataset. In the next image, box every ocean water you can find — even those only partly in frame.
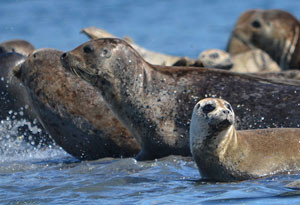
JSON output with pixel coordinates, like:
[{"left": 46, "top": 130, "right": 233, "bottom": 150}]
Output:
[{"left": 1, "top": 0, "right": 300, "bottom": 204}]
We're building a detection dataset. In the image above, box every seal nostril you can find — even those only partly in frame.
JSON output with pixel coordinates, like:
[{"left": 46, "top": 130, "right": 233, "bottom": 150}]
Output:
[
  {"left": 61, "top": 53, "right": 67, "bottom": 59},
  {"left": 223, "top": 110, "right": 229, "bottom": 114}
]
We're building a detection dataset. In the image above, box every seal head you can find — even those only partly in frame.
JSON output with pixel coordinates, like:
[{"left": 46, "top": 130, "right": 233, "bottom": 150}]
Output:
[{"left": 227, "top": 9, "right": 300, "bottom": 70}]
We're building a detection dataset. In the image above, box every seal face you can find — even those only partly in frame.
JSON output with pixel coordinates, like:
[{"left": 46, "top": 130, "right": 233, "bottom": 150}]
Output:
[
  {"left": 190, "top": 98, "right": 300, "bottom": 182},
  {"left": 15, "top": 48, "right": 140, "bottom": 160},
  {"left": 61, "top": 38, "right": 300, "bottom": 160},
  {"left": 227, "top": 9, "right": 300, "bottom": 70},
  {"left": 0, "top": 39, "right": 35, "bottom": 57},
  {"left": 195, "top": 49, "right": 233, "bottom": 70}
]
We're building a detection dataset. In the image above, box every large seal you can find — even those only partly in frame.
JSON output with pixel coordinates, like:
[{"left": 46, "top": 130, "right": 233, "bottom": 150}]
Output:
[
  {"left": 81, "top": 26, "right": 195, "bottom": 66},
  {"left": 190, "top": 98, "right": 300, "bottom": 182},
  {"left": 227, "top": 9, "right": 300, "bottom": 70},
  {"left": 0, "top": 39, "right": 35, "bottom": 57},
  {"left": 0, "top": 52, "right": 52, "bottom": 146},
  {"left": 61, "top": 38, "right": 300, "bottom": 160},
  {"left": 14, "top": 48, "right": 140, "bottom": 160}
]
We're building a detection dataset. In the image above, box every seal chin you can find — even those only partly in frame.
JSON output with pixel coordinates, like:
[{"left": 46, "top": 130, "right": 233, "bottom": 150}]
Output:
[{"left": 208, "top": 117, "right": 233, "bottom": 131}]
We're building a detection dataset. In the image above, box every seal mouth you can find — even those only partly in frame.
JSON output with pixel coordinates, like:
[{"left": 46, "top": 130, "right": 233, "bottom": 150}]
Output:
[
  {"left": 60, "top": 52, "right": 96, "bottom": 80},
  {"left": 209, "top": 118, "right": 232, "bottom": 131}
]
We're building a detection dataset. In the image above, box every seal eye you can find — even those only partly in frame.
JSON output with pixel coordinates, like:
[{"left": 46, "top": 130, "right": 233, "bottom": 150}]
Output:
[
  {"left": 202, "top": 104, "right": 215, "bottom": 114},
  {"left": 226, "top": 103, "right": 232, "bottom": 111},
  {"left": 102, "top": 48, "right": 111, "bottom": 58},
  {"left": 209, "top": 53, "right": 219, "bottom": 59},
  {"left": 83, "top": 45, "right": 94, "bottom": 54},
  {"left": 251, "top": 20, "right": 261, "bottom": 28}
]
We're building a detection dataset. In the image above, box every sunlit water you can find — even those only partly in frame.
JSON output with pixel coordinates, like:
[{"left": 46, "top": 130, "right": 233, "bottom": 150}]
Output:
[{"left": 2, "top": 0, "right": 300, "bottom": 204}]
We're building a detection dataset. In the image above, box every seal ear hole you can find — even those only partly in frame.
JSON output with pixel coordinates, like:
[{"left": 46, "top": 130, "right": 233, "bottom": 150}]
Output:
[
  {"left": 202, "top": 104, "right": 215, "bottom": 114},
  {"left": 251, "top": 20, "right": 261, "bottom": 28},
  {"left": 83, "top": 45, "right": 94, "bottom": 54},
  {"left": 226, "top": 103, "right": 232, "bottom": 111}
]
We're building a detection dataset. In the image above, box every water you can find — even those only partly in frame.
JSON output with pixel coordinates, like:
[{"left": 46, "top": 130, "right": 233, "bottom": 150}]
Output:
[{"left": 2, "top": 0, "right": 300, "bottom": 204}]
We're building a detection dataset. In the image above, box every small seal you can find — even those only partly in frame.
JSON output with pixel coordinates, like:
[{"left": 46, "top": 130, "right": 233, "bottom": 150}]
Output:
[
  {"left": 61, "top": 38, "right": 300, "bottom": 160},
  {"left": 14, "top": 48, "right": 140, "bottom": 160},
  {"left": 194, "top": 49, "right": 233, "bottom": 70},
  {"left": 0, "top": 39, "right": 35, "bottom": 56},
  {"left": 0, "top": 52, "right": 52, "bottom": 146},
  {"left": 190, "top": 98, "right": 300, "bottom": 182},
  {"left": 227, "top": 9, "right": 300, "bottom": 70}
]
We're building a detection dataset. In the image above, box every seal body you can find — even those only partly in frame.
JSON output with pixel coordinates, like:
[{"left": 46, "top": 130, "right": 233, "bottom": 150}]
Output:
[
  {"left": 0, "top": 52, "right": 52, "bottom": 146},
  {"left": 231, "top": 49, "right": 281, "bottom": 73},
  {"left": 227, "top": 9, "right": 300, "bottom": 70},
  {"left": 15, "top": 48, "right": 140, "bottom": 160},
  {"left": 0, "top": 39, "right": 35, "bottom": 56},
  {"left": 61, "top": 38, "right": 300, "bottom": 160},
  {"left": 190, "top": 98, "right": 300, "bottom": 182}
]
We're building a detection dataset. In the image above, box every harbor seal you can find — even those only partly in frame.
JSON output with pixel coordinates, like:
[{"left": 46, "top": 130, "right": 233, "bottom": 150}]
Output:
[
  {"left": 81, "top": 26, "right": 195, "bottom": 66},
  {"left": 61, "top": 38, "right": 300, "bottom": 160},
  {"left": 194, "top": 49, "right": 233, "bottom": 70},
  {"left": 190, "top": 98, "right": 300, "bottom": 182},
  {"left": 14, "top": 48, "right": 140, "bottom": 160},
  {"left": 227, "top": 9, "right": 300, "bottom": 70},
  {"left": 0, "top": 52, "right": 53, "bottom": 146},
  {"left": 0, "top": 39, "right": 35, "bottom": 56}
]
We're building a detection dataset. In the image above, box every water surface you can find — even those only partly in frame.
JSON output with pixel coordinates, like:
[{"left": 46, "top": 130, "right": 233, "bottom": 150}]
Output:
[{"left": 1, "top": 0, "right": 300, "bottom": 204}]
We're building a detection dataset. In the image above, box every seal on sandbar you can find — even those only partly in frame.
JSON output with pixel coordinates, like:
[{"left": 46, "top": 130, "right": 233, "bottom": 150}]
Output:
[
  {"left": 14, "top": 48, "right": 140, "bottom": 160},
  {"left": 61, "top": 38, "right": 300, "bottom": 160},
  {"left": 0, "top": 39, "right": 35, "bottom": 56},
  {"left": 190, "top": 98, "right": 300, "bottom": 182},
  {"left": 227, "top": 9, "right": 300, "bottom": 70}
]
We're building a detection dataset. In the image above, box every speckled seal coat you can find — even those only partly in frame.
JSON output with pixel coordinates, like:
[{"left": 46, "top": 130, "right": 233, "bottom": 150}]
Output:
[
  {"left": 190, "top": 98, "right": 300, "bottom": 182},
  {"left": 14, "top": 48, "right": 140, "bottom": 160},
  {"left": 61, "top": 38, "right": 300, "bottom": 160}
]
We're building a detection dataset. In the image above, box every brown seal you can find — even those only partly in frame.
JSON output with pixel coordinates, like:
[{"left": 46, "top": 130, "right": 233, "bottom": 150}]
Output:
[
  {"left": 61, "top": 38, "right": 300, "bottom": 160},
  {"left": 0, "top": 52, "right": 53, "bottom": 146},
  {"left": 0, "top": 39, "right": 35, "bottom": 56},
  {"left": 14, "top": 48, "right": 140, "bottom": 160},
  {"left": 190, "top": 98, "right": 300, "bottom": 182},
  {"left": 227, "top": 9, "right": 300, "bottom": 70}
]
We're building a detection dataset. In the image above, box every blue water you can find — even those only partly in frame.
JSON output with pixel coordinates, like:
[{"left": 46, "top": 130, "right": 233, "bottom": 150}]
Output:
[{"left": 2, "top": 0, "right": 300, "bottom": 204}]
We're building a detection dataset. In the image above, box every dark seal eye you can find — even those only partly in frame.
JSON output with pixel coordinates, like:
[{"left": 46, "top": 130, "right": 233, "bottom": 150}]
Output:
[
  {"left": 83, "top": 45, "right": 94, "bottom": 54},
  {"left": 251, "top": 20, "right": 261, "bottom": 28},
  {"left": 102, "top": 48, "right": 111, "bottom": 58},
  {"left": 202, "top": 104, "right": 215, "bottom": 114},
  {"left": 209, "top": 53, "right": 219, "bottom": 59},
  {"left": 226, "top": 103, "right": 232, "bottom": 111}
]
